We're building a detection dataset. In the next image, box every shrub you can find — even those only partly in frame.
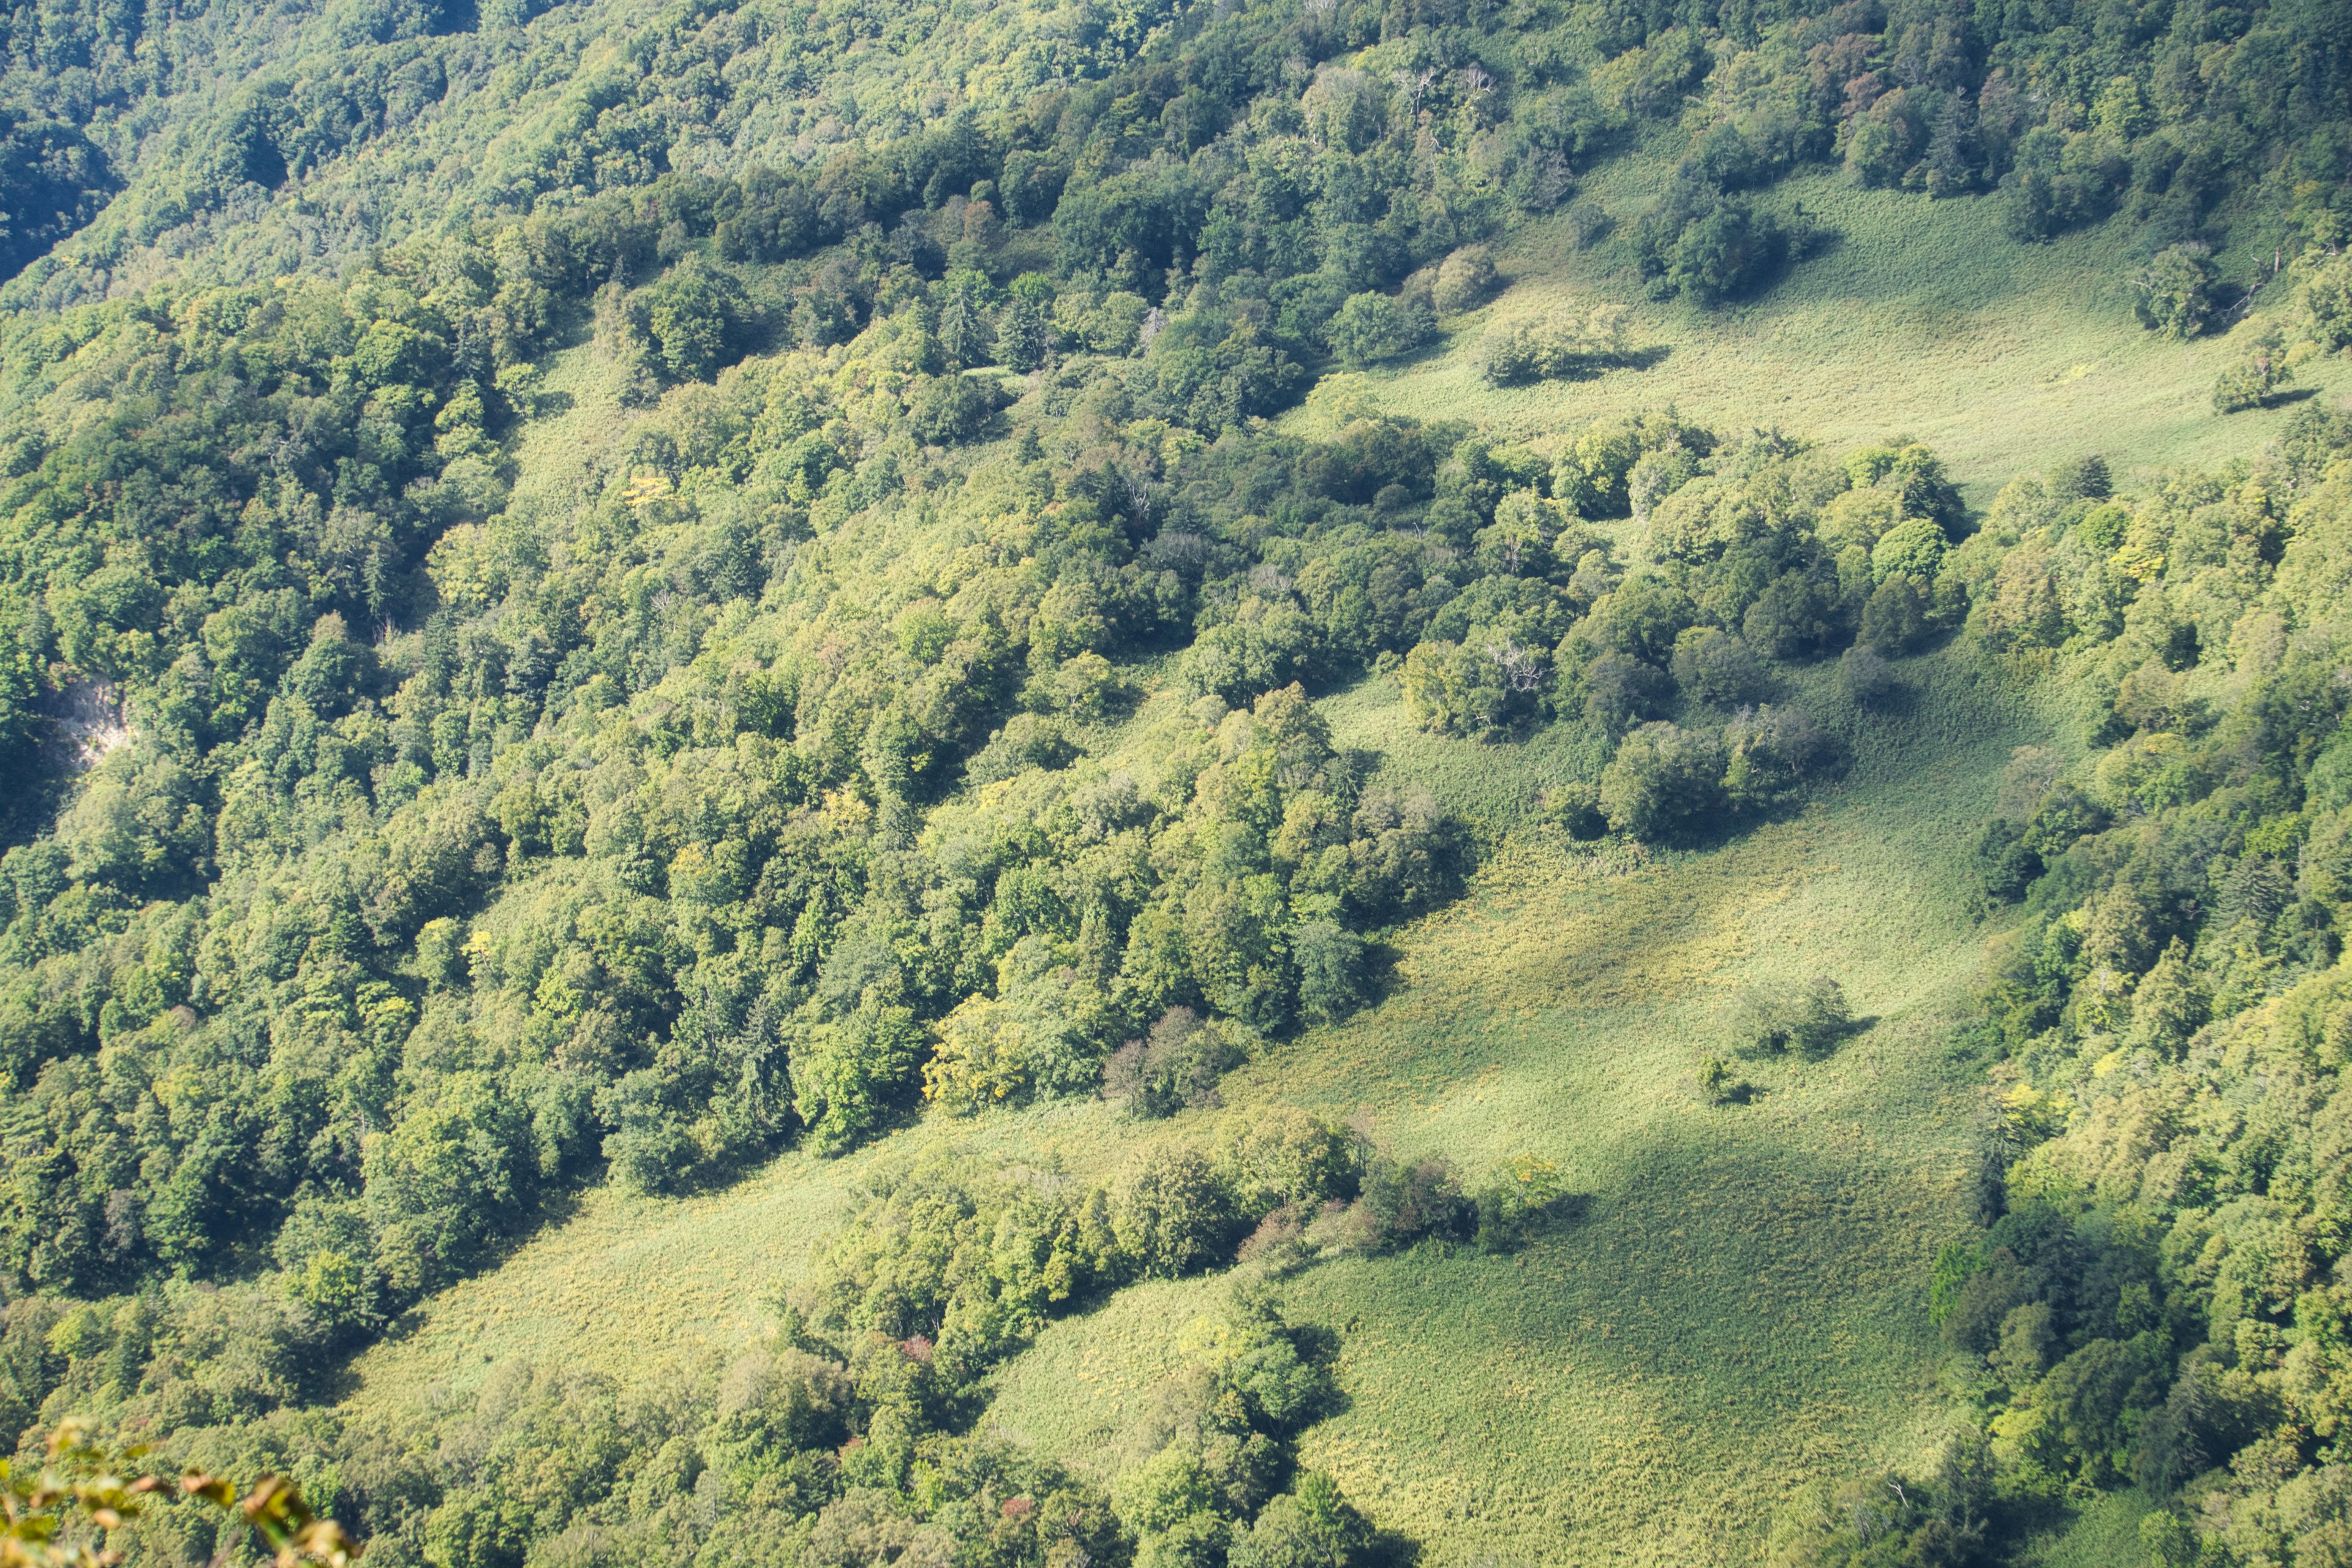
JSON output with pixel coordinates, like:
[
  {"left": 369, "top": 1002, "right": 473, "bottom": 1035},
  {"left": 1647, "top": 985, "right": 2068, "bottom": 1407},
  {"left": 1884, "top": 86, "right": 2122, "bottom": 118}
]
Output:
[
  {"left": 1735, "top": 976, "right": 1852, "bottom": 1057},
  {"left": 1670, "top": 626, "right": 1767, "bottom": 707},
  {"left": 1227, "top": 1472, "right": 1373, "bottom": 1568},
  {"left": 1835, "top": 645, "right": 1898, "bottom": 709},
  {"left": 1292, "top": 919, "right": 1368, "bottom": 1025},
  {"left": 640, "top": 258, "right": 755, "bottom": 381},
  {"left": 1213, "top": 1109, "right": 1358, "bottom": 1219},
  {"left": 1431, "top": 246, "right": 1498, "bottom": 313},
  {"left": 1103, "top": 1007, "right": 1246, "bottom": 1117},
  {"left": 1721, "top": 704, "right": 1832, "bottom": 815},
  {"left": 1695, "top": 1055, "right": 1751, "bottom": 1106},
  {"left": 1353, "top": 1153, "right": 1474, "bottom": 1248},
  {"left": 2214, "top": 328, "right": 2294, "bottom": 413},
  {"left": 1635, "top": 187, "right": 1792, "bottom": 305},
  {"left": 1472, "top": 1154, "right": 1568, "bottom": 1249},
  {"left": 2050, "top": 454, "right": 2113, "bottom": 501},
  {"left": 1598, "top": 722, "right": 1727, "bottom": 839},
  {"left": 1972, "top": 820, "right": 2041, "bottom": 902},
  {"left": 1479, "top": 307, "right": 1632, "bottom": 386},
  {"left": 1324, "top": 291, "right": 1431, "bottom": 368},
  {"left": 1111, "top": 1147, "right": 1241, "bottom": 1278}
]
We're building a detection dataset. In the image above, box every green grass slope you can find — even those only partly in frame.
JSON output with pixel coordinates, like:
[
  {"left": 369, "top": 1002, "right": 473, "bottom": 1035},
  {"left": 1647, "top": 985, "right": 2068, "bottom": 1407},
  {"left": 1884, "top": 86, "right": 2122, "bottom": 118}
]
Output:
[
  {"left": 341, "top": 638, "right": 2050, "bottom": 1566},
  {"left": 1304, "top": 157, "right": 2352, "bottom": 508},
  {"left": 986, "top": 655, "right": 2042, "bottom": 1566}
]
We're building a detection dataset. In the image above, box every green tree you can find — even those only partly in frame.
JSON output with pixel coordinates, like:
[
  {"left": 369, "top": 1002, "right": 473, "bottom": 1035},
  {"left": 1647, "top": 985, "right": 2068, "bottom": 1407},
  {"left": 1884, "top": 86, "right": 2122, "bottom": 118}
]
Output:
[
  {"left": 1325, "top": 292, "right": 1430, "bottom": 369},
  {"left": 641, "top": 257, "right": 754, "bottom": 381},
  {"left": 1598, "top": 722, "right": 1727, "bottom": 839},
  {"left": 2214, "top": 328, "right": 2294, "bottom": 412},
  {"left": 2132, "top": 246, "right": 2217, "bottom": 339}
]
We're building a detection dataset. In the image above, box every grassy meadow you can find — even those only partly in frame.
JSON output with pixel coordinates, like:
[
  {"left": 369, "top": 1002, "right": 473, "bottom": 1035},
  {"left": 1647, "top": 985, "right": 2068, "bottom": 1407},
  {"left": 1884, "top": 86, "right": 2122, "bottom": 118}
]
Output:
[{"left": 1293, "top": 153, "right": 2352, "bottom": 506}]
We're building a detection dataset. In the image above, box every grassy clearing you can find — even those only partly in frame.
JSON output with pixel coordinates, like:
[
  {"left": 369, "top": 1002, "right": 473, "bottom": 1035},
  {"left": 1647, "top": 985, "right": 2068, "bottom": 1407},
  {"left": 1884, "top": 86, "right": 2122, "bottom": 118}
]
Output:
[
  {"left": 1295, "top": 157, "right": 2351, "bottom": 508},
  {"left": 344, "top": 640, "right": 2056, "bottom": 1564},
  {"left": 986, "top": 650, "right": 2040, "bottom": 1566}
]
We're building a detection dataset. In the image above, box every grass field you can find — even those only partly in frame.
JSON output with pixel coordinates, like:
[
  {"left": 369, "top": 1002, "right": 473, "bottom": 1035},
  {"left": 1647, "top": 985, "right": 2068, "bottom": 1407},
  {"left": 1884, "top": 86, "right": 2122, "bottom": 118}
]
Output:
[
  {"left": 1290, "top": 153, "right": 2351, "bottom": 508},
  {"left": 982, "top": 654, "right": 2045, "bottom": 1566}
]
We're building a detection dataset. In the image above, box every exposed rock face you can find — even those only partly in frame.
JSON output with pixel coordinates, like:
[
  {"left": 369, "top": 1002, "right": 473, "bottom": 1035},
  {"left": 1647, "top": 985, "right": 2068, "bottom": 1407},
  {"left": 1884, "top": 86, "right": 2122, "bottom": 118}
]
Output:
[{"left": 47, "top": 677, "right": 129, "bottom": 765}]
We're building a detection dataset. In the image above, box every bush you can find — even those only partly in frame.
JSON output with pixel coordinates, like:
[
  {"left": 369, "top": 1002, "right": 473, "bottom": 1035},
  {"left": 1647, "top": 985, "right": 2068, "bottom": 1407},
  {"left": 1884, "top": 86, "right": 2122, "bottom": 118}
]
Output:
[
  {"left": 1479, "top": 307, "right": 1632, "bottom": 386},
  {"left": 1354, "top": 1153, "right": 1474, "bottom": 1248},
  {"left": 640, "top": 258, "right": 755, "bottom": 381},
  {"left": 1598, "top": 722, "right": 1727, "bottom": 839},
  {"left": 1104, "top": 1007, "right": 1246, "bottom": 1117},
  {"left": 1734, "top": 976, "right": 1852, "bottom": 1057},
  {"left": 1431, "top": 246, "right": 1498, "bottom": 313},
  {"left": 1227, "top": 1472, "right": 1373, "bottom": 1568},
  {"left": 1111, "top": 1147, "right": 1241, "bottom": 1278},
  {"left": 1578, "top": 650, "right": 1675, "bottom": 736},
  {"left": 1695, "top": 1055, "right": 1751, "bottom": 1106},
  {"left": 1635, "top": 186, "right": 1792, "bottom": 305},
  {"left": 2214, "top": 328, "right": 2293, "bottom": 413},
  {"left": 1325, "top": 291, "right": 1432, "bottom": 369},
  {"left": 1670, "top": 626, "right": 1767, "bottom": 707},
  {"left": 1472, "top": 1154, "right": 1568, "bottom": 1249},
  {"left": 1972, "top": 820, "right": 2041, "bottom": 903},
  {"left": 1213, "top": 1109, "right": 1358, "bottom": 1218},
  {"left": 1835, "top": 645, "right": 1898, "bottom": 709},
  {"left": 1292, "top": 920, "right": 1368, "bottom": 1025},
  {"left": 1721, "top": 704, "right": 1833, "bottom": 815}
]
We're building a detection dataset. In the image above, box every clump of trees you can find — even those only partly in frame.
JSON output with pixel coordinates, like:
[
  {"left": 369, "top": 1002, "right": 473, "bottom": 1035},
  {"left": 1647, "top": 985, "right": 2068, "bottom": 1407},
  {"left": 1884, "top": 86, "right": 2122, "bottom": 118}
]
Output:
[
  {"left": 1479, "top": 306, "right": 1638, "bottom": 386},
  {"left": 2131, "top": 245, "right": 2218, "bottom": 339},
  {"left": 2212, "top": 326, "right": 2293, "bottom": 412}
]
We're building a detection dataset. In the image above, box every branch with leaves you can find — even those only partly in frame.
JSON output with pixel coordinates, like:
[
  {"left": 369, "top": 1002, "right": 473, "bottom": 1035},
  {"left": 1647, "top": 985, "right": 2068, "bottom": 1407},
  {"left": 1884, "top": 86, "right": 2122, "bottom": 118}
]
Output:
[{"left": 0, "top": 1423, "right": 355, "bottom": 1568}]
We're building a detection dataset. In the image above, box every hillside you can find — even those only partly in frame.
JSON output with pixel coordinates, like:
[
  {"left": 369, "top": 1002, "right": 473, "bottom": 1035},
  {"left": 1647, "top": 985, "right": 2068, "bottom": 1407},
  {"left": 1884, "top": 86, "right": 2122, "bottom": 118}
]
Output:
[
  {"left": 1310, "top": 158, "right": 2352, "bottom": 505},
  {"left": 337, "top": 639, "right": 2030, "bottom": 1566},
  {"left": 0, "top": 0, "right": 2349, "bottom": 1566}
]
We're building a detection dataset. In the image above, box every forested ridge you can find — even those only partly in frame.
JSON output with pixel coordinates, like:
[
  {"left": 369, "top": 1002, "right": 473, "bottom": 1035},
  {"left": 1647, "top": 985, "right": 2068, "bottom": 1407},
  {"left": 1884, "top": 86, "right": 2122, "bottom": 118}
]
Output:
[{"left": 0, "top": 0, "right": 2347, "bottom": 1559}]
